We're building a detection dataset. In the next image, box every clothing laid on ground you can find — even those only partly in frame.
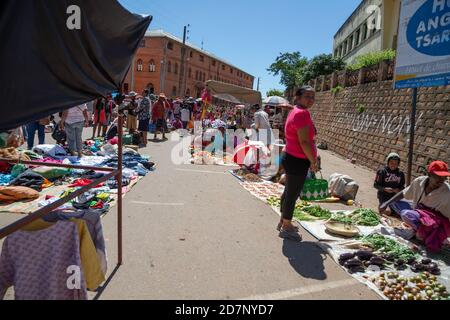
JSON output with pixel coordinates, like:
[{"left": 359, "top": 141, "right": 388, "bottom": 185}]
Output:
[
  {"left": 284, "top": 106, "right": 317, "bottom": 160},
  {"left": 9, "top": 170, "right": 45, "bottom": 191},
  {"left": 374, "top": 167, "right": 406, "bottom": 205},
  {"left": 0, "top": 186, "right": 40, "bottom": 202},
  {"left": 0, "top": 221, "right": 87, "bottom": 300}
]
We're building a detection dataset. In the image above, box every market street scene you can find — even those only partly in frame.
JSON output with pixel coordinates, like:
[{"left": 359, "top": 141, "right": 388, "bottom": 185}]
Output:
[{"left": 0, "top": 0, "right": 449, "bottom": 303}]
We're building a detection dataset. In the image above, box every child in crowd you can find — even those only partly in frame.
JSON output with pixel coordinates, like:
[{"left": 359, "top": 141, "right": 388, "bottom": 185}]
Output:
[{"left": 374, "top": 152, "right": 406, "bottom": 214}]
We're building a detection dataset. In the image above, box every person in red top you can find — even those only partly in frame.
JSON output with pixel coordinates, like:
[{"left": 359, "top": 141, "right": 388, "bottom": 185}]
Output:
[
  {"left": 278, "top": 86, "right": 319, "bottom": 241},
  {"left": 151, "top": 93, "right": 168, "bottom": 140}
]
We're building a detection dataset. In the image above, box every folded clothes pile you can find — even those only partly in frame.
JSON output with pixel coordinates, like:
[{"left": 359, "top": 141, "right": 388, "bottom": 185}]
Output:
[{"left": 10, "top": 170, "right": 45, "bottom": 192}]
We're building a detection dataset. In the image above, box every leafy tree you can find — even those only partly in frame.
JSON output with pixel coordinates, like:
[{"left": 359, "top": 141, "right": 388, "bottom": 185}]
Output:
[
  {"left": 299, "top": 54, "right": 345, "bottom": 84},
  {"left": 266, "top": 89, "right": 285, "bottom": 97},
  {"left": 267, "top": 52, "right": 308, "bottom": 90}
]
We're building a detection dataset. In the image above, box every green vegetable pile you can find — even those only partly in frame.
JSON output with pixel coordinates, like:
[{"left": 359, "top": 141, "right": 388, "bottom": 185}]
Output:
[
  {"left": 361, "top": 234, "right": 417, "bottom": 261},
  {"left": 302, "top": 206, "right": 332, "bottom": 219},
  {"left": 330, "top": 209, "right": 380, "bottom": 227},
  {"left": 267, "top": 196, "right": 281, "bottom": 207},
  {"left": 351, "top": 209, "right": 380, "bottom": 226},
  {"left": 330, "top": 212, "right": 354, "bottom": 225},
  {"left": 267, "top": 197, "right": 310, "bottom": 210}
]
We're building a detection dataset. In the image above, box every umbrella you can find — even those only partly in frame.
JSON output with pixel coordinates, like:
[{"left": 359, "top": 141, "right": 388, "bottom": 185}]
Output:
[
  {"left": 264, "top": 96, "right": 291, "bottom": 107},
  {"left": 211, "top": 119, "right": 226, "bottom": 129}
]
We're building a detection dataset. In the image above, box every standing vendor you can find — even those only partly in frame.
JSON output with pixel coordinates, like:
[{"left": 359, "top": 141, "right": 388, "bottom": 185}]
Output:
[
  {"left": 374, "top": 153, "right": 406, "bottom": 214},
  {"left": 380, "top": 161, "right": 450, "bottom": 251}
]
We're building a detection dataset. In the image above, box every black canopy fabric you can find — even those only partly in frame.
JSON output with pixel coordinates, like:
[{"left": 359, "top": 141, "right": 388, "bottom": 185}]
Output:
[{"left": 0, "top": 0, "right": 151, "bottom": 130}]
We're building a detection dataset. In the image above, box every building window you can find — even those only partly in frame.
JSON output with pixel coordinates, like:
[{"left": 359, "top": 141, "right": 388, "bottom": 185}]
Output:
[
  {"left": 370, "top": 17, "right": 377, "bottom": 36},
  {"left": 230, "top": 68, "right": 233, "bottom": 74},
  {"left": 190, "top": 51, "right": 193, "bottom": 58},
  {"left": 168, "top": 42, "right": 174, "bottom": 50},
  {"left": 222, "top": 65, "right": 225, "bottom": 71},
  {"left": 149, "top": 59, "right": 156, "bottom": 72},
  {"left": 168, "top": 61, "right": 172, "bottom": 73},
  {"left": 212, "top": 60, "right": 216, "bottom": 67},
  {"left": 172, "top": 86, "right": 177, "bottom": 97},
  {"left": 137, "top": 59, "right": 143, "bottom": 72},
  {"left": 348, "top": 35, "right": 354, "bottom": 52},
  {"left": 199, "top": 55, "right": 204, "bottom": 62},
  {"left": 174, "top": 62, "right": 178, "bottom": 75},
  {"left": 188, "top": 68, "right": 192, "bottom": 78},
  {"left": 186, "top": 88, "right": 190, "bottom": 96},
  {"left": 195, "top": 71, "right": 199, "bottom": 80},
  {"left": 355, "top": 29, "right": 361, "bottom": 46}
]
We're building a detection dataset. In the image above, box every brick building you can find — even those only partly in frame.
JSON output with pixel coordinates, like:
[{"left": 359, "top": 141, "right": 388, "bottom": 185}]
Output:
[{"left": 122, "top": 30, "right": 255, "bottom": 98}]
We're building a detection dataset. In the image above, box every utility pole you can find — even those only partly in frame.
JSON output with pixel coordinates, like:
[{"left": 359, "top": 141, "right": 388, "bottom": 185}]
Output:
[
  {"left": 179, "top": 24, "right": 190, "bottom": 97},
  {"left": 257, "top": 77, "right": 260, "bottom": 91},
  {"left": 160, "top": 39, "right": 168, "bottom": 94}
]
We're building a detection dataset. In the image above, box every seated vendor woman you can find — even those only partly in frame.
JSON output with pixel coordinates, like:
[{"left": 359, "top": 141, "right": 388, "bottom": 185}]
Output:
[
  {"left": 374, "top": 153, "right": 406, "bottom": 214},
  {"left": 380, "top": 161, "right": 450, "bottom": 251}
]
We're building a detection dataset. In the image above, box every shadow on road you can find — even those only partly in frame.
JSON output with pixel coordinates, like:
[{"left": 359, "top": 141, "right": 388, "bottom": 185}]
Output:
[{"left": 282, "top": 240, "right": 327, "bottom": 280}]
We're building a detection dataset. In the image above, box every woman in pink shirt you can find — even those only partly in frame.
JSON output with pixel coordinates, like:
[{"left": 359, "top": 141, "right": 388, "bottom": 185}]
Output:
[{"left": 278, "top": 86, "right": 319, "bottom": 241}]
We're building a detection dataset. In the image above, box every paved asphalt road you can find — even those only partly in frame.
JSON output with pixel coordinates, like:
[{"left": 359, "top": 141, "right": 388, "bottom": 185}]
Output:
[{"left": 92, "top": 133, "right": 379, "bottom": 300}]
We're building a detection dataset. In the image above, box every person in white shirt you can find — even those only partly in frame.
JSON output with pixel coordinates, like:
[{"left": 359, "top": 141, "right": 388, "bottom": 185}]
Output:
[
  {"left": 181, "top": 106, "right": 191, "bottom": 129},
  {"left": 381, "top": 161, "right": 450, "bottom": 249},
  {"left": 253, "top": 104, "right": 274, "bottom": 146},
  {"left": 61, "top": 104, "right": 89, "bottom": 157}
]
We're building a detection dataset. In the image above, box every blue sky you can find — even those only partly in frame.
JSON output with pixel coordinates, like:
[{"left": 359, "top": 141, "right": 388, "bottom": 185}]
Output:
[{"left": 118, "top": 0, "right": 361, "bottom": 97}]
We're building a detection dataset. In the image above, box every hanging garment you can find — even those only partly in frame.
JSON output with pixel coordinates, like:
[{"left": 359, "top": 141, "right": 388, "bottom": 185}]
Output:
[
  {"left": 18, "top": 219, "right": 105, "bottom": 291},
  {"left": 42, "top": 209, "right": 108, "bottom": 276},
  {"left": 0, "top": 221, "right": 87, "bottom": 300}
]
